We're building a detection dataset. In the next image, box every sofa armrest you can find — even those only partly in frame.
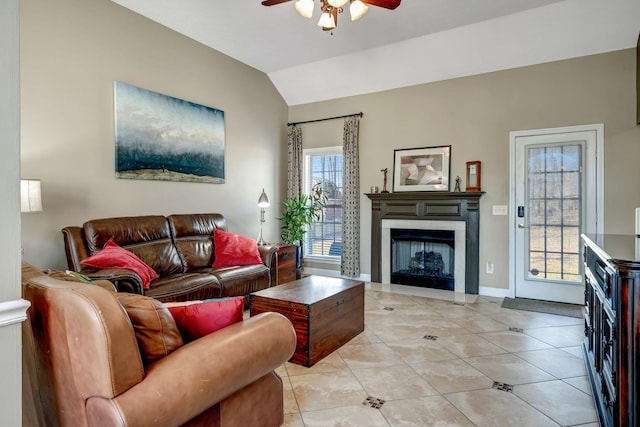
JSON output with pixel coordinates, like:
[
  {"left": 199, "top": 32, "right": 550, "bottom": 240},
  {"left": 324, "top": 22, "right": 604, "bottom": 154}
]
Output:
[
  {"left": 62, "top": 226, "right": 145, "bottom": 294},
  {"left": 80, "top": 268, "right": 145, "bottom": 295},
  {"left": 85, "top": 312, "right": 296, "bottom": 427},
  {"left": 62, "top": 226, "right": 90, "bottom": 271},
  {"left": 258, "top": 245, "right": 278, "bottom": 285}
]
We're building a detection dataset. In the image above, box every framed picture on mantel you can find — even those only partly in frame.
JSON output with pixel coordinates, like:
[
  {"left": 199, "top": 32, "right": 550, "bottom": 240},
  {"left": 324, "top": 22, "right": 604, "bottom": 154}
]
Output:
[{"left": 393, "top": 145, "right": 451, "bottom": 192}]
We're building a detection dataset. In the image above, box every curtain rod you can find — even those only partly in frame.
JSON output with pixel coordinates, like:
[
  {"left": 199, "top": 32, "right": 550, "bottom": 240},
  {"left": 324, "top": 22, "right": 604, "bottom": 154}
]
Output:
[{"left": 287, "top": 112, "right": 363, "bottom": 126}]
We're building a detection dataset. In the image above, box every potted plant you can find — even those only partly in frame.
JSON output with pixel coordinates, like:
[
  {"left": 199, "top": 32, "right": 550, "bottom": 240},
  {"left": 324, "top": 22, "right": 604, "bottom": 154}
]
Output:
[{"left": 279, "top": 183, "right": 327, "bottom": 272}]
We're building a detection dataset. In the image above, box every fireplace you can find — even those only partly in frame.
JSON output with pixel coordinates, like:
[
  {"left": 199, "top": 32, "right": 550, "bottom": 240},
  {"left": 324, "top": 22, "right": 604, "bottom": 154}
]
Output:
[
  {"left": 381, "top": 219, "right": 466, "bottom": 293},
  {"left": 390, "top": 228, "right": 455, "bottom": 290},
  {"left": 367, "top": 192, "right": 483, "bottom": 294}
]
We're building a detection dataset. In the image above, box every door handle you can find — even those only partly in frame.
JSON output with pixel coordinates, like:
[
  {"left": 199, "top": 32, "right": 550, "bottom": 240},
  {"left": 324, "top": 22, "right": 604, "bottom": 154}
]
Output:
[{"left": 517, "top": 223, "right": 528, "bottom": 229}]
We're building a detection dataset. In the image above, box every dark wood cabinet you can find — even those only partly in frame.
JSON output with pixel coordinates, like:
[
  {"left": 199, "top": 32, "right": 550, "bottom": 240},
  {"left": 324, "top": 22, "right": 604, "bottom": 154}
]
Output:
[{"left": 581, "top": 234, "right": 640, "bottom": 427}]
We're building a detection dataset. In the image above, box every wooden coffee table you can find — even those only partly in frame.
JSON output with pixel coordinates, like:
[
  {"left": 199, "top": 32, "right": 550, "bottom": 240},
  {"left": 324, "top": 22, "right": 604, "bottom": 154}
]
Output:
[{"left": 249, "top": 276, "right": 364, "bottom": 367}]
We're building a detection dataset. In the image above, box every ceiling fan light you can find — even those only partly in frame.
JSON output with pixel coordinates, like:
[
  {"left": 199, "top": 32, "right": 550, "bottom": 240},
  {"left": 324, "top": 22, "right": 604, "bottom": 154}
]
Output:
[
  {"left": 317, "top": 11, "right": 336, "bottom": 28},
  {"left": 350, "top": 0, "right": 368, "bottom": 21},
  {"left": 294, "top": 0, "right": 314, "bottom": 19},
  {"left": 327, "top": 0, "right": 348, "bottom": 7}
]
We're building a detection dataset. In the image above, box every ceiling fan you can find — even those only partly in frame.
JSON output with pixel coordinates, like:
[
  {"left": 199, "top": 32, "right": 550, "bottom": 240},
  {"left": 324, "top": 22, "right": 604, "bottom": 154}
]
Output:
[{"left": 261, "top": 0, "right": 401, "bottom": 32}]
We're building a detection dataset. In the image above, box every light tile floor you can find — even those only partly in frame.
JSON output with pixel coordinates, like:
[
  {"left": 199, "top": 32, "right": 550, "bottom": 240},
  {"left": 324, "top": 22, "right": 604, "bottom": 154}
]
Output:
[{"left": 277, "top": 283, "right": 597, "bottom": 427}]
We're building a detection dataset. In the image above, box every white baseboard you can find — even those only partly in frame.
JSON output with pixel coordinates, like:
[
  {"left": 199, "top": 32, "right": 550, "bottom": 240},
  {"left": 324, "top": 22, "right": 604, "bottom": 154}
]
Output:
[
  {"left": 0, "top": 298, "right": 31, "bottom": 327},
  {"left": 302, "top": 268, "right": 509, "bottom": 300},
  {"left": 479, "top": 286, "right": 511, "bottom": 298},
  {"left": 302, "top": 267, "right": 371, "bottom": 282}
]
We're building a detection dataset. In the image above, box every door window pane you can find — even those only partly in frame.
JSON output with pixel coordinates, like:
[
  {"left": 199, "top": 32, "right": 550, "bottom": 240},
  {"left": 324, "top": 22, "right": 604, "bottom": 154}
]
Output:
[{"left": 526, "top": 144, "right": 582, "bottom": 283}]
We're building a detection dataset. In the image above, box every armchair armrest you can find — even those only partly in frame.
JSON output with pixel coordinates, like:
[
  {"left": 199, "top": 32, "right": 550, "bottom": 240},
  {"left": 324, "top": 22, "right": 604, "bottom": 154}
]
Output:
[{"left": 85, "top": 312, "right": 296, "bottom": 427}]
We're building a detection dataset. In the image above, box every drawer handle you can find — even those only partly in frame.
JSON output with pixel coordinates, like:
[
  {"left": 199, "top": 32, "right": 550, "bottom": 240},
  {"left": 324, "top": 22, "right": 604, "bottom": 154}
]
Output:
[
  {"left": 281, "top": 251, "right": 289, "bottom": 259},
  {"left": 336, "top": 298, "right": 345, "bottom": 311}
]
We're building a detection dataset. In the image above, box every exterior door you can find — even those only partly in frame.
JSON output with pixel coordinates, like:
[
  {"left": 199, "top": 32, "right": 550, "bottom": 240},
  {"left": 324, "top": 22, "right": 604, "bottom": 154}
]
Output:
[{"left": 510, "top": 125, "right": 603, "bottom": 304}]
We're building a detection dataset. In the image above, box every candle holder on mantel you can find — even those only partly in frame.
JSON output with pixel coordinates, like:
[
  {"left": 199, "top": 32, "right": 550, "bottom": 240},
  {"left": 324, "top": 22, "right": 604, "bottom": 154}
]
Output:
[
  {"left": 380, "top": 168, "right": 390, "bottom": 193},
  {"left": 453, "top": 176, "right": 461, "bottom": 192}
]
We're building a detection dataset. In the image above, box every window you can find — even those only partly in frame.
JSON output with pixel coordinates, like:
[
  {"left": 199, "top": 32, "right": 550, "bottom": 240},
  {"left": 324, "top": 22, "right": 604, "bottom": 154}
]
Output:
[{"left": 303, "top": 146, "right": 342, "bottom": 260}]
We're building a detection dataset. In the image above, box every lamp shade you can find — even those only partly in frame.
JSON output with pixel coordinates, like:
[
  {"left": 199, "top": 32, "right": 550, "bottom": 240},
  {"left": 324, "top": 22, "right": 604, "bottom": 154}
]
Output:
[
  {"left": 295, "top": 0, "right": 314, "bottom": 18},
  {"left": 21, "top": 179, "right": 42, "bottom": 213},
  {"left": 350, "top": 0, "right": 368, "bottom": 21},
  {"left": 257, "top": 189, "right": 270, "bottom": 208},
  {"left": 328, "top": 0, "right": 348, "bottom": 7},
  {"left": 317, "top": 11, "right": 336, "bottom": 28}
]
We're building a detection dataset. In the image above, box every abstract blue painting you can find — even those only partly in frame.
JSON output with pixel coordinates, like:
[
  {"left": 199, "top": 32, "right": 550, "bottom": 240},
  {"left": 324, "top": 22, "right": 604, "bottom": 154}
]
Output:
[{"left": 114, "top": 81, "right": 225, "bottom": 183}]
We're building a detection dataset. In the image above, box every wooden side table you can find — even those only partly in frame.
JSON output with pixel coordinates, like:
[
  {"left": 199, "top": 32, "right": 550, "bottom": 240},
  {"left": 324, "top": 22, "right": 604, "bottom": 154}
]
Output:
[{"left": 270, "top": 244, "right": 298, "bottom": 285}]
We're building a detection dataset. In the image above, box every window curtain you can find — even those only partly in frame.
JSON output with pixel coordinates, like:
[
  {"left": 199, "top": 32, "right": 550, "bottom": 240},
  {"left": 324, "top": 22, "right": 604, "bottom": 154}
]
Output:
[
  {"left": 341, "top": 116, "right": 360, "bottom": 277},
  {"left": 287, "top": 125, "right": 303, "bottom": 199}
]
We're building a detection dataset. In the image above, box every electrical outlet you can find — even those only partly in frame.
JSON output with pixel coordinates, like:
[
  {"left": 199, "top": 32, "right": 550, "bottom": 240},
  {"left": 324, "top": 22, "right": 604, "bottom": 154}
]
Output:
[
  {"left": 486, "top": 262, "right": 494, "bottom": 274},
  {"left": 492, "top": 205, "right": 508, "bottom": 215}
]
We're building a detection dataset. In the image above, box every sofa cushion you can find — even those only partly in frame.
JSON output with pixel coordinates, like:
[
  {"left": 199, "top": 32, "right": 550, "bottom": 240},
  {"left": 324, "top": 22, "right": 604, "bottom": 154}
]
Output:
[
  {"left": 209, "top": 264, "right": 271, "bottom": 297},
  {"left": 167, "top": 213, "right": 227, "bottom": 270},
  {"left": 213, "top": 229, "right": 263, "bottom": 268},
  {"left": 116, "top": 293, "right": 184, "bottom": 364},
  {"left": 83, "top": 215, "right": 183, "bottom": 277},
  {"left": 144, "top": 272, "right": 223, "bottom": 302},
  {"left": 166, "top": 297, "right": 244, "bottom": 342},
  {"left": 81, "top": 239, "right": 159, "bottom": 289}
]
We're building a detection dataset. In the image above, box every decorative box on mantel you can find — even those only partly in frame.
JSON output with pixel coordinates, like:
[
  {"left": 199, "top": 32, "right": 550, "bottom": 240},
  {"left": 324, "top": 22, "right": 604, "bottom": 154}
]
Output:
[{"left": 366, "top": 191, "right": 484, "bottom": 294}]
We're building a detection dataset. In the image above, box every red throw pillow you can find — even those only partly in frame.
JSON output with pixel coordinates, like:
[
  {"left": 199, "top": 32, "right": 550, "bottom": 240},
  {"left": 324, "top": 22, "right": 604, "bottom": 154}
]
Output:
[
  {"left": 80, "top": 239, "right": 159, "bottom": 289},
  {"left": 213, "top": 229, "right": 263, "bottom": 268},
  {"left": 166, "top": 297, "right": 244, "bottom": 342}
]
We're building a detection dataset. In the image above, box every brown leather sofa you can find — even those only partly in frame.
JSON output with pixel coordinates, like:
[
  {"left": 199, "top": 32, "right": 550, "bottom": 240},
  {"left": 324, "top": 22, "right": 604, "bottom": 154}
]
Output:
[
  {"left": 62, "top": 213, "right": 277, "bottom": 303},
  {"left": 22, "top": 263, "right": 297, "bottom": 427}
]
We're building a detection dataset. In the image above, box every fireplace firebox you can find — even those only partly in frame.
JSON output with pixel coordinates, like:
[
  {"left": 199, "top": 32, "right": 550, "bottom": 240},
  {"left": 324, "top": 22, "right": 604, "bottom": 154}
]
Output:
[{"left": 391, "top": 228, "right": 455, "bottom": 290}]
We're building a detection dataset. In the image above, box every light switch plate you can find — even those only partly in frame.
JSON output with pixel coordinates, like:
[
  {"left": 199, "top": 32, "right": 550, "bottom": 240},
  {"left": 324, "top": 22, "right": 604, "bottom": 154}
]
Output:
[{"left": 492, "top": 205, "right": 508, "bottom": 215}]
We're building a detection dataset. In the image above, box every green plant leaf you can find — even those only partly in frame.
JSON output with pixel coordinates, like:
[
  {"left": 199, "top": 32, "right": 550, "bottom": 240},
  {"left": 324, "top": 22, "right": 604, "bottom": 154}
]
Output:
[{"left": 278, "top": 183, "right": 328, "bottom": 245}]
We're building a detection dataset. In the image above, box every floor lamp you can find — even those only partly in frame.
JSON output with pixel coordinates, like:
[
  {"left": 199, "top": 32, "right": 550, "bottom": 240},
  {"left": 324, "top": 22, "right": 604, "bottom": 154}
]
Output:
[{"left": 257, "top": 188, "right": 270, "bottom": 245}]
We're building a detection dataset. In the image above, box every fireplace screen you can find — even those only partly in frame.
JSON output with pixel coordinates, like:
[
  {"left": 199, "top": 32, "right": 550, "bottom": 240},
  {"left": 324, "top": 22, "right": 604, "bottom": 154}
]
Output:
[{"left": 390, "top": 228, "right": 455, "bottom": 290}]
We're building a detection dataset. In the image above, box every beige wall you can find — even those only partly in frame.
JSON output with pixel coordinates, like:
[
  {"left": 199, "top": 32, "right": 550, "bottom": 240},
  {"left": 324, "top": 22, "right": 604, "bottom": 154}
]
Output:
[
  {"left": 19, "top": 0, "right": 640, "bottom": 291},
  {"left": 1, "top": 0, "right": 24, "bottom": 424},
  {"left": 290, "top": 49, "right": 640, "bottom": 291},
  {"left": 20, "top": 0, "right": 288, "bottom": 269}
]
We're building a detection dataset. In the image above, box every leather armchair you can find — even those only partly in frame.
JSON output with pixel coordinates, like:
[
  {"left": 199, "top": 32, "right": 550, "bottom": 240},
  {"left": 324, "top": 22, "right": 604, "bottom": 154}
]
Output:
[{"left": 22, "top": 263, "right": 296, "bottom": 427}]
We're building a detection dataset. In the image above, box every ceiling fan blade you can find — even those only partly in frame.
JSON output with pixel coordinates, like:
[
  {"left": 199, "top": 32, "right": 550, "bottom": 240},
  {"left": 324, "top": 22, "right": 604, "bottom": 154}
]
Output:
[
  {"left": 362, "top": 0, "right": 401, "bottom": 10},
  {"left": 261, "top": 0, "right": 293, "bottom": 6}
]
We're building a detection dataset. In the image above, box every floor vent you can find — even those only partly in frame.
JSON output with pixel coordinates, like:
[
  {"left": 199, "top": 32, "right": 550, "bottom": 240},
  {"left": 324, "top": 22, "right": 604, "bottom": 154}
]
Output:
[
  {"left": 423, "top": 334, "right": 438, "bottom": 341},
  {"left": 509, "top": 327, "right": 524, "bottom": 333},
  {"left": 383, "top": 307, "right": 395, "bottom": 311},
  {"left": 492, "top": 381, "right": 514, "bottom": 393},
  {"left": 363, "top": 396, "right": 385, "bottom": 409}
]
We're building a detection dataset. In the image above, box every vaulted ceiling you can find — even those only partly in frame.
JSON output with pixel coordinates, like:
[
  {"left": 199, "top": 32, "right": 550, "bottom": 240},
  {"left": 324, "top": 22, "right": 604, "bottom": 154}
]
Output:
[{"left": 111, "top": 0, "right": 639, "bottom": 105}]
